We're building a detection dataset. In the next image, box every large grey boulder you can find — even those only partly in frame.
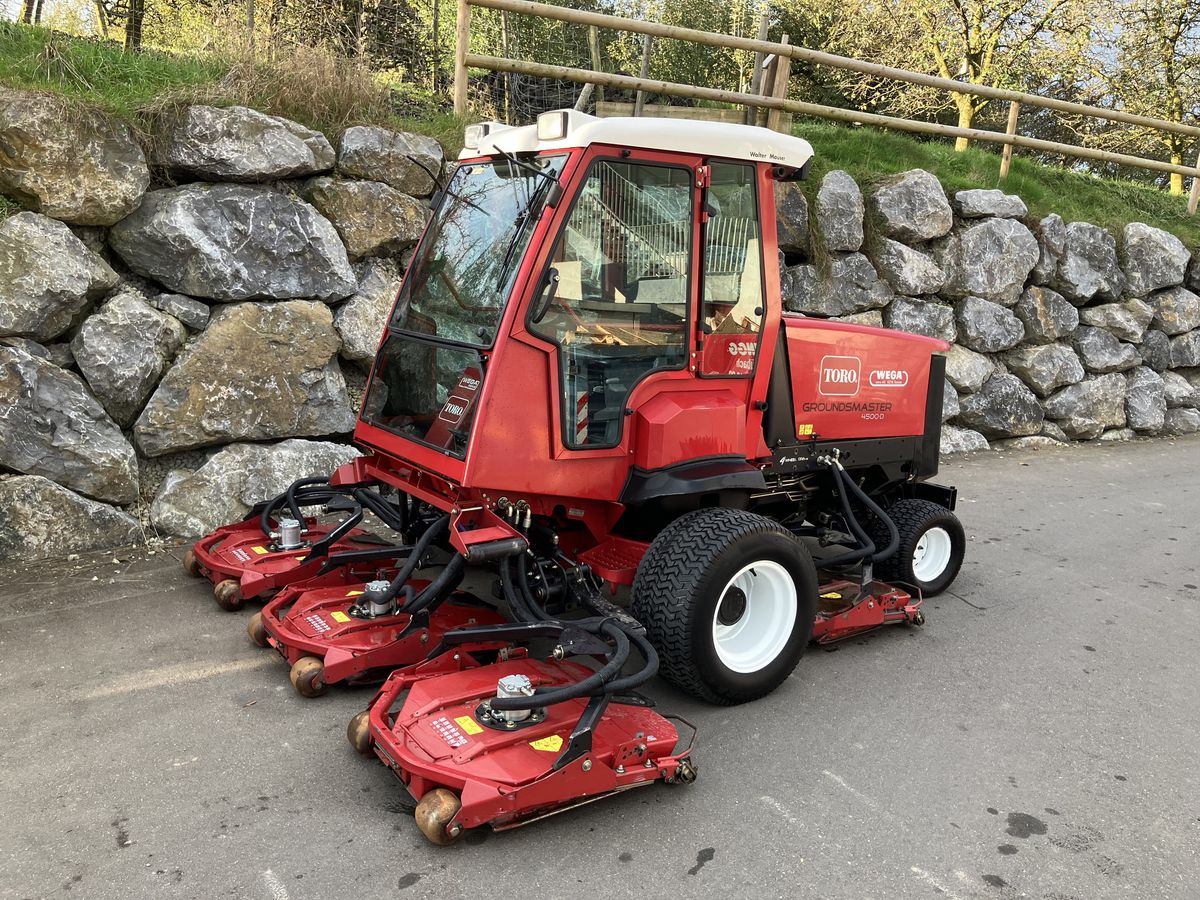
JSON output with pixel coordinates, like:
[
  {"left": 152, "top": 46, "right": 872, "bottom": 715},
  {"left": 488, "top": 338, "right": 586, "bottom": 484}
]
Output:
[
  {"left": 1139, "top": 329, "right": 1174, "bottom": 372},
  {"left": 335, "top": 257, "right": 402, "bottom": 361},
  {"left": 884, "top": 297, "right": 956, "bottom": 342},
  {"left": 1120, "top": 223, "right": 1189, "bottom": 297},
  {"left": 953, "top": 189, "right": 1027, "bottom": 219},
  {"left": 781, "top": 255, "right": 892, "bottom": 317},
  {"left": 151, "top": 293, "right": 210, "bottom": 331},
  {"left": 337, "top": 126, "right": 443, "bottom": 196},
  {"left": 835, "top": 310, "right": 884, "bottom": 327},
  {"left": 775, "top": 181, "right": 809, "bottom": 253},
  {"left": 149, "top": 439, "right": 362, "bottom": 538},
  {"left": 871, "top": 239, "right": 945, "bottom": 296},
  {"left": 1170, "top": 330, "right": 1200, "bottom": 367},
  {"left": 0, "top": 475, "right": 140, "bottom": 563},
  {"left": 1002, "top": 343, "right": 1085, "bottom": 397},
  {"left": 156, "top": 105, "right": 334, "bottom": 182},
  {"left": 955, "top": 296, "right": 1024, "bottom": 353},
  {"left": 109, "top": 184, "right": 356, "bottom": 302},
  {"left": 935, "top": 218, "right": 1039, "bottom": 305},
  {"left": 0, "top": 92, "right": 148, "bottom": 226},
  {"left": 304, "top": 178, "right": 427, "bottom": 258},
  {"left": 0, "top": 347, "right": 138, "bottom": 503},
  {"left": 956, "top": 374, "right": 1044, "bottom": 438},
  {"left": 1163, "top": 370, "right": 1199, "bottom": 408},
  {"left": 1054, "top": 222, "right": 1124, "bottom": 304},
  {"left": 941, "top": 379, "right": 960, "bottom": 422},
  {"left": 134, "top": 301, "right": 356, "bottom": 456},
  {"left": 940, "top": 425, "right": 989, "bottom": 454},
  {"left": 1014, "top": 286, "right": 1078, "bottom": 344},
  {"left": 0, "top": 213, "right": 118, "bottom": 341},
  {"left": 1044, "top": 373, "right": 1128, "bottom": 439},
  {"left": 1079, "top": 298, "right": 1154, "bottom": 344},
  {"left": 1164, "top": 407, "right": 1200, "bottom": 435},
  {"left": 869, "top": 169, "right": 952, "bottom": 243},
  {"left": 814, "top": 170, "right": 863, "bottom": 252},
  {"left": 1073, "top": 325, "right": 1140, "bottom": 374},
  {"left": 70, "top": 290, "right": 187, "bottom": 426},
  {"left": 943, "top": 345, "right": 993, "bottom": 393},
  {"left": 1148, "top": 286, "right": 1200, "bottom": 335},
  {"left": 1125, "top": 366, "right": 1166, "bottom": 433},
  {"left": 1031, "top": 214, "right": 1066, "bottom": 285}
]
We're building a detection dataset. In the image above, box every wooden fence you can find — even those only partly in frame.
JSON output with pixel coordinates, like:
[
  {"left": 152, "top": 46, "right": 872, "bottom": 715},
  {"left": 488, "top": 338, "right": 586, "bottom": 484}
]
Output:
[{"left": 453, "top": 0, "right": 1200, "bottom": 214}]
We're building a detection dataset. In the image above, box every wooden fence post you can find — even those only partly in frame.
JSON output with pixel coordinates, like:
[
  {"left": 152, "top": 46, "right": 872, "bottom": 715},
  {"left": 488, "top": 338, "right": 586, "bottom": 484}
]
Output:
[
  {"left": 588, "top": 25, "right": 604, "bottom": 105},
  {"left": 999, "top": 101, "right": 1020, "bottom": 181},
  {"left": 454, "top": 0, "right": 471, "bottom": 116},
  {"left": 766, "top": 34, "right": 790, "bottom": 133},
  {"left": 1189, "top": 150, "right": 1200, "bottom": 215},
  {"left": 744, "top": 12, "right": 769, "bottom": 125},
  {"left": 633, "top": 34, "right": 653, "bottom": 117}
]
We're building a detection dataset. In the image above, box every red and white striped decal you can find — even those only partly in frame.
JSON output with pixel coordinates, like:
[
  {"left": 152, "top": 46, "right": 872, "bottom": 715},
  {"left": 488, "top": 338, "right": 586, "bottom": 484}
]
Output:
[{"left": 575, "top": 389, "right": 589, "bottom": 445}]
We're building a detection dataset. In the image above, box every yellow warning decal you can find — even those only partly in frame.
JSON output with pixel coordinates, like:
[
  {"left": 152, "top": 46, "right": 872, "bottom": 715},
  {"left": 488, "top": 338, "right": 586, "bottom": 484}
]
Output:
[
  {"left": 455, "top": 715, "right": 484, "bottom": 735},
  {"left": 346, "top": 590, "right": 363, "bottom": 597},
  {"left": 529, "top": 735, "right": 564, "bottom": 752},
  {"left": 330, "top": 611, "right": 351, "bottom": 623},
  {"left": 820, "top": 591, "right": 842, "bottom": 600},
  {"left": 294, "top": 555, "right": 307, "bottom": 561},
  {"left": 251, "top": 546, "right": 268, "bottom": 555},
  {"left": 797, "top": 423, "right": 814, "bottom": 436}
]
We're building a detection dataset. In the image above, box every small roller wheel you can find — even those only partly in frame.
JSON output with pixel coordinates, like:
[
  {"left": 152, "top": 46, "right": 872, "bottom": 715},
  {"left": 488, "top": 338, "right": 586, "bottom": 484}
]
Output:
[
  {"left": 289, "top": 655, "right": 326, "bottom": 697},
  {"left": 246, "top": 612, "right": 269, "bottom": 648},
  {"left": 414, "top": 788, "right": 462, "bottom": 845},
  {"left": 347, "top": 710, "right": 373, "bottom": 755},
  {"left": 182, "top": 549, "right": 201, "bottom": 578},
  {"left": 213, "top": 579, "right": 244, "bottom": 611}
]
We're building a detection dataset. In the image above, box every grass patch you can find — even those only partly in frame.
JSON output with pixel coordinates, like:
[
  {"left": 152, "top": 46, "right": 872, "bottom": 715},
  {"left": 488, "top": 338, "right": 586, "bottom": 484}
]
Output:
[{"left": 794, "top": 120, "right": 1200, "bottom": 246}]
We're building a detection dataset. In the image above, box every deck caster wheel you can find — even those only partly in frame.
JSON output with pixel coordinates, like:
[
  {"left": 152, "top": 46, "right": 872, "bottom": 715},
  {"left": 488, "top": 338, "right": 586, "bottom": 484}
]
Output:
[
  {"left": 182, "top": 549, "right": 200, "bottom": 578},
  {"left": 347, "top": 710, "right": 372, "bottom": 755},
  {"left": 246, "top": 612, "right": 269, "bottom": 648},
  {"left": 414, "top": 788, "right": 462, "bottom": 845},
  {"left": 289, "top": 656, "right": 326, "bottom": 697},
  {"left": 213, "top": 579, "right": 244, "bottom": 611}
]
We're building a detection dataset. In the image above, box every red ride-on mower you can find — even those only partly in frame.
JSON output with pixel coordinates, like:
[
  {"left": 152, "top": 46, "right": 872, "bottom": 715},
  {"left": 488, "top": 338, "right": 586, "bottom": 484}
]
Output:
[
  {"left": 189, "top": 109, "right": 967, "bottom": 840},
  {"left": 182, "top": 478, "right": 410, "bottom": 610}
]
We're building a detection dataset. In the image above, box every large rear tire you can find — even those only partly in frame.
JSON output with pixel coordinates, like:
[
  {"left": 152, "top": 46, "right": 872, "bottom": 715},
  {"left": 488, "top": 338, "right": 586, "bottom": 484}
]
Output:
[
  {"left": 868, "top": 499, "right": 965, "bottom": 596},
  {"left": 631, "top": 508, "right": 818, "bottom": 705}
]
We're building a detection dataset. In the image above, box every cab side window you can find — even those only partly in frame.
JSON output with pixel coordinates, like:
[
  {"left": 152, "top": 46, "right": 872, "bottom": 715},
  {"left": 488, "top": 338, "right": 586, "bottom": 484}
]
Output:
[
  {"left": 700, "top": 162, "right": 764, "bottom": 377},
  {"left": 530, "top": 159, "right": 692, "bottom": 448}
]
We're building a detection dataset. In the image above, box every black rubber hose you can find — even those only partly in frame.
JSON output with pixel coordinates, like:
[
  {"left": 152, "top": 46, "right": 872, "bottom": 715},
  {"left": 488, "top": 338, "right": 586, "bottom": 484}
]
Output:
[
  {"left": 515, "top": 553, "right": 554, "bottom": 621},
  {"left": 258, "top": 486, "right": 353, "bottom": 536},
  {"left": 837, "top": 467, "right": 900, "bottom": 564},
  {"left": 378, "top": 513, "right": 450, "bottom": 603},
  {"left": 602, "top": 627, "right": 659, "bottom": 695},
  {"left": 489, "top": 620, "right": 631, "bottom": 711},
  {"left": 818, "top": 464, "right": 877, "bottom": 568},
  {"left": 404, "top": 553, "right": 467, "bottom": 614},
  {"left": 285, "top": 476, "right": 329, "bottom": 524},
  {"left": 499, "top": 555, "right": 542, "bottom": 623},
  {"left": 356, "top": 489, "right": 408, "bottom": 532}
]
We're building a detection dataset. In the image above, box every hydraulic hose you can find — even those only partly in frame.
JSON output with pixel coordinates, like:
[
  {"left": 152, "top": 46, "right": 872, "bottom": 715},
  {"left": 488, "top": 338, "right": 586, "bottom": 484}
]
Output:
[
  {"left": 285, "top": 476, "right": 328, "bottom": 524},
  {"left": 355, "top": 488, "right": 408, "bottom": 533},
  {"left": 488, "top": 619, "right": 631, "bottom": 712},
  {"left": 404, "top": 553, "right": 467, "bottom": 614},
  {"left": 835, "top": 463, "right": 900, "bottom": 564},
  {"left": 377, "top": 513, "right": 451, "bottom": 604},
  {"left": 817, "top": 463, "right": 877, "bottom": 569},
  {"left": 499, "top": 555, "right": 543, "bottom": 623},
  {"left": 602, "top": 627, "right": 659, "bottom": 695}
]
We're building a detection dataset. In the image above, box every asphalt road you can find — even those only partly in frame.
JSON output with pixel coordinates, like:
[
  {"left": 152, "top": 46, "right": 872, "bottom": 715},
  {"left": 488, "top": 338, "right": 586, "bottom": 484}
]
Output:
[{"left": 2, "top": 436, "right": 1199, "bottom": 900}]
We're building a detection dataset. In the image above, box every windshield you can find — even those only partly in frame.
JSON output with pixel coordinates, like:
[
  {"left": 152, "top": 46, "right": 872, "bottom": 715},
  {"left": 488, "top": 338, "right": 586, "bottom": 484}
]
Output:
[{"left": 394, "top": 153, "right": 569, "bottom": 347}]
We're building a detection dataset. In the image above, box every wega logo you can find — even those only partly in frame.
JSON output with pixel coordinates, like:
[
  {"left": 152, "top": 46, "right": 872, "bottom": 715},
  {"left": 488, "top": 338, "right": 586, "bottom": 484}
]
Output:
[
  {"left": 819, "top": 355, "right": 861, "bottom": 396},
  {"left": 869, "top": 368, "right": 909, "bottom": 388}
]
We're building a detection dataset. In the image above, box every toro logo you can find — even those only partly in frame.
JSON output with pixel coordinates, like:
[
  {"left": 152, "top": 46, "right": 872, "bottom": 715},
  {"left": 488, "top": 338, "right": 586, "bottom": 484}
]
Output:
[
  {"left": 438, "top": 396, "right": 470, "bottom": 422},
  {"left": 818, "top": 355, "right": 861, "bottom": 396},
  {"left": 869, "top": 368, "right": 909, "bottom": 388}
]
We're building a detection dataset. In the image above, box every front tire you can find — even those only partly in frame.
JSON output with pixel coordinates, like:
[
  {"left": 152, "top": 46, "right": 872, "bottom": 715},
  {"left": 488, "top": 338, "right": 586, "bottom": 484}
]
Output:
[
  {"left": 869, "top": 499, "right": 965, "bottom": 596},
  {"left": 632, "top": 508, "right": 818, "bottom": 705}
]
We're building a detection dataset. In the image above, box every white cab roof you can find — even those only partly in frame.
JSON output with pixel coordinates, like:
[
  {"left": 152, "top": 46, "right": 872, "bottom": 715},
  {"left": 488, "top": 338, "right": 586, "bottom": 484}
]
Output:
[{"left": 462, "top": 109, "right": 814, "bottom": 170}]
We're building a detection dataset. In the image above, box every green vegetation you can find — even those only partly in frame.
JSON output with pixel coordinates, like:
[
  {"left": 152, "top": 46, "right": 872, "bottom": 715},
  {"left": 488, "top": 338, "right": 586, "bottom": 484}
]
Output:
[
  {"left": 796, "top": 120, "right": 1200, "bottom": 246},
  {"left": 0, "top": 21, "right": 1197, "bottom": 242}
]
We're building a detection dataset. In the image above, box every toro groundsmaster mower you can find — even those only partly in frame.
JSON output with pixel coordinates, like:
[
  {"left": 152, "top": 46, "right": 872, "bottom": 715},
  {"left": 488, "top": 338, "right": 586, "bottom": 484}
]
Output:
[{"left": 188, "top": 109, "right": 965, "bottom": 844}]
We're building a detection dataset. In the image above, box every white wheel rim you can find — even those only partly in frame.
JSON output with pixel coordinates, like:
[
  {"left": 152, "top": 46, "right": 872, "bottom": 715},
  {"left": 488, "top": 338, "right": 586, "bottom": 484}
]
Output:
[
  {"left": 912, "top": 527, "right": 953, "bottom": 583},
  {"left": 711, "top": 560, "right": 797, "bottom": 674}
]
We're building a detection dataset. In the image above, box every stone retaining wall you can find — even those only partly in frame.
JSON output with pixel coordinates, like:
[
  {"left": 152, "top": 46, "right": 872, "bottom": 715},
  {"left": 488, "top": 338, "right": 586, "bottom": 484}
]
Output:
[{"left": 1, "top": 92, "right": 1198, "bottom": 561}]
